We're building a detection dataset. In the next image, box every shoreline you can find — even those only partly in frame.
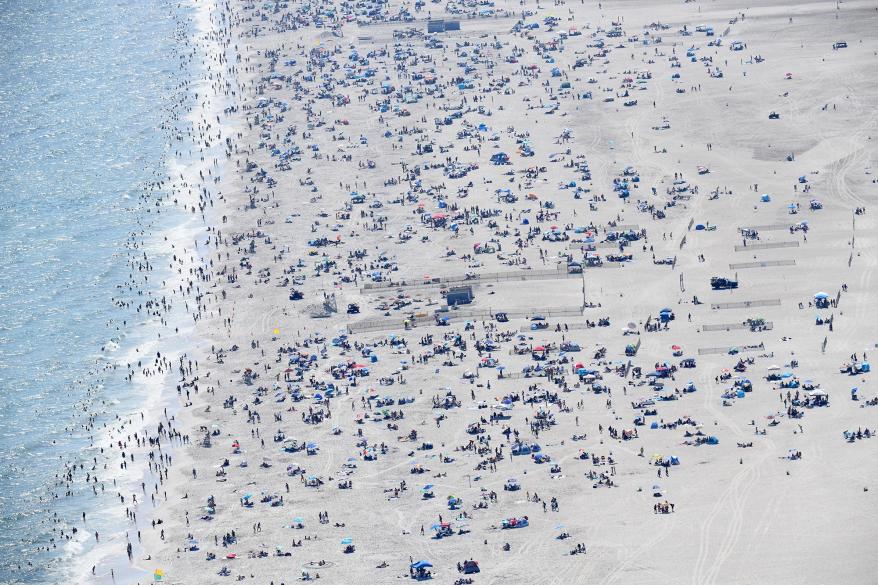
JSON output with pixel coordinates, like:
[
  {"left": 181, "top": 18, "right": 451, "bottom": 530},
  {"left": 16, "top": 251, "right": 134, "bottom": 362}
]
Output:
[{"left": 51, "top": 0, "right": 244, "bottom": 582}]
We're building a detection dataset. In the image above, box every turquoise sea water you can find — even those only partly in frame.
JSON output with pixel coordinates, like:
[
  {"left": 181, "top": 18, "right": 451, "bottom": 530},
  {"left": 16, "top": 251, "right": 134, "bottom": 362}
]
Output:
[{"left": 0, "top": 0, "right": 192, "bottom": 581}]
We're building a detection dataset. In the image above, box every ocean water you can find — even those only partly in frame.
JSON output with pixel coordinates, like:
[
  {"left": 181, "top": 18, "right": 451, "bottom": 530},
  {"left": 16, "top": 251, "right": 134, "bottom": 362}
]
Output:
[{"left": 0, "top": 0, "right": 194, "bottom": 582}]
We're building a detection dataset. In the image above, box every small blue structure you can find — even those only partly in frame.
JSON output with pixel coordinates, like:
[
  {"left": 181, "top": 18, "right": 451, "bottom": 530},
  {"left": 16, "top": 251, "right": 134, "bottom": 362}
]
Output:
[{"left": 446, "top": 286, "right": 474, "bottom": 306}]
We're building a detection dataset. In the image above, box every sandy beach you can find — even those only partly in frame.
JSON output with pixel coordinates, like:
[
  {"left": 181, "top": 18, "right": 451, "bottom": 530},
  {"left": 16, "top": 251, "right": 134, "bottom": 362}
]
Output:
[{"left": 75, "top": 0, "right": 878, "bottom": 583}]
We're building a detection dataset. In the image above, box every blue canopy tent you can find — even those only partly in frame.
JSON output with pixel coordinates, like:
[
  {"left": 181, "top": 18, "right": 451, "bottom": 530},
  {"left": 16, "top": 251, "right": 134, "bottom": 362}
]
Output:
[{"left": 411, "top": 560, "right": 434, "bottom": 580}]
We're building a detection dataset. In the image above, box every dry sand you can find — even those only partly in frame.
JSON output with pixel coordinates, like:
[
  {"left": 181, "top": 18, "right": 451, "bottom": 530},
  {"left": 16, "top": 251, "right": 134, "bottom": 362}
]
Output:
[{"left": 131, "top": 0, "right": 878, "bottom": 583}]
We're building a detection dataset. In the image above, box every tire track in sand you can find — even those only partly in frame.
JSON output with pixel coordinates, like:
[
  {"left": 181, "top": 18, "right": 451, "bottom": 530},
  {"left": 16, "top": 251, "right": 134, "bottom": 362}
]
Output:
[{"left": 691, "top": 435, "right": 773, "bottom": 585}]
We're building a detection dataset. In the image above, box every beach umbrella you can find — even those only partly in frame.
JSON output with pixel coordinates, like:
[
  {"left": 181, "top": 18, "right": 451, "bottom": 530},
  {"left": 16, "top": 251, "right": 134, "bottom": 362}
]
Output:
[
  {"left": 341, "top": 537, "right": 353, "bottom": 545},
  {"left": 814, "top": 292, "right": 829, "bottom": 299},
  {"left": 411, "top": 560, "right": 433, "bottom": 569}
]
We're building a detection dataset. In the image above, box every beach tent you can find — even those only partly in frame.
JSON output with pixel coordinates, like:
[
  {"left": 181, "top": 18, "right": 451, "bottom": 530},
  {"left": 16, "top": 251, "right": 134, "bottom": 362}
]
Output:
[
  {"left": 491, "top": 152, "right": 509, "bottom": 165},
  {"left": 462, "top": 560, "right": 480, "bottom": 574}
]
